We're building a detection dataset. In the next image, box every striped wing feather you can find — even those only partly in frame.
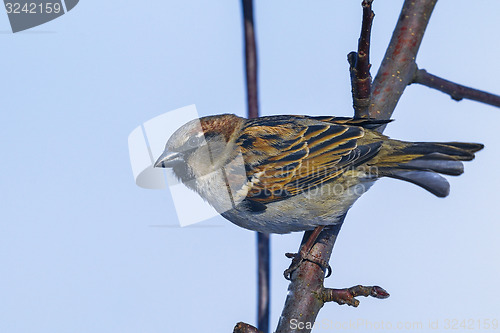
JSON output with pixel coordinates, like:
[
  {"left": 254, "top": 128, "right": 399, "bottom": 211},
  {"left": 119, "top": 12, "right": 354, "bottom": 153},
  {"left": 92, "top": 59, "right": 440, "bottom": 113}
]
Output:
[{"left": 236, "top": 117, "right": 378, "bottom": 204}]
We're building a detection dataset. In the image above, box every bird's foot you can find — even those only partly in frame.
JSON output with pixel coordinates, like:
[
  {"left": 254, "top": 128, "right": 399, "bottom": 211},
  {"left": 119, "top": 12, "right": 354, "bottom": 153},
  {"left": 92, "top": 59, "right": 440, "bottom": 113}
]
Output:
[
  {"left": 283, "top": 250, "right": 332, "bottom": 280},
  {"left": 320, "top": 285, "right": 390, "bottom": 307},
  {"left": 283, "top": 226, "right": 330, "bottom": 280}
]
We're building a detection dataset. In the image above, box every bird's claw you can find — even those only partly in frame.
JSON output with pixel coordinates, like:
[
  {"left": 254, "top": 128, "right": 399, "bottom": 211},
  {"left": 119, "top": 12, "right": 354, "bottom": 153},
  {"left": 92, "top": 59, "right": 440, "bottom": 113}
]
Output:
[{"left": 284, "top": 251, "right": 332, "bottom": 280}]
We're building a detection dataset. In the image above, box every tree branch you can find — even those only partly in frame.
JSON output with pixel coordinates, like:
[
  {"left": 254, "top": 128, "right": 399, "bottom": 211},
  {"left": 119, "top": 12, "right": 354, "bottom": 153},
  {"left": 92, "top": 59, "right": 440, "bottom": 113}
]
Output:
[
  {"left": 242, "top": 0, "right": 259, "bottom": 120},
  {"left": 349, "top": 0, "right": 375, "bottom": 119},
  {"left": 241, "top": 1, "right": 270, "bottom": 333},
  {"left": 256, "top": 232, "right": 270, "bottom": 333},
  {"left": 412, "top": 68, "right": 500, "bottom": 108},
  {"left": 369, "top": 0, "right": 437, "bottom": 122},
  {"left": 277, "top": 1, "right": 438, "bottom": 332},
  {"left": 276, "top": 222, "right": 344, "bottom": 333}
]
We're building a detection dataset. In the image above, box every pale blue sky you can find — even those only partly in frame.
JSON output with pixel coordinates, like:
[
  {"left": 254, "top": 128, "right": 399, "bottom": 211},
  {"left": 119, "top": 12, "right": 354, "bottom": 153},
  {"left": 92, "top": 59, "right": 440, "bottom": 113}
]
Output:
[{"left": 1, "top": 1, "right": 499, "bottom": 332}]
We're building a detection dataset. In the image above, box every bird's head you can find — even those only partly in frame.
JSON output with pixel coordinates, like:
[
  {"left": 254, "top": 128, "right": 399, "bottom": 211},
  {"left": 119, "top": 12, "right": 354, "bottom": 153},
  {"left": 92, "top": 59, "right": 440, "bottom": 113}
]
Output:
[{"left": 154, "top": 114, "right": 245, "bottom": 183}]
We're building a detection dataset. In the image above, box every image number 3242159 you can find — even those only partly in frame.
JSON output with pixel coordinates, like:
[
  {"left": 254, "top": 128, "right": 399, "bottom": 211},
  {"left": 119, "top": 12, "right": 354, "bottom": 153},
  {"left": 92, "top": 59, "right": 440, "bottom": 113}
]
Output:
[{"left": 3, "top": 0, "right": 79, "bottom": 33}]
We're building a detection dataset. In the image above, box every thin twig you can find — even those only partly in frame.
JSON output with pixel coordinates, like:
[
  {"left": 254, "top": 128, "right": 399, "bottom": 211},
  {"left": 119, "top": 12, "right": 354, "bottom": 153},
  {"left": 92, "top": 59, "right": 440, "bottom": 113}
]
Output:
[
  {"left": 321, "top": 285, "right": 390, "bottom": 307},
  {"left": 257, "top": 232, "right": 270, "bottom": 332},
  {"left": 241, "top": 1, "right": 270, "bottom": 333},
  {"left": 242, "top": 0, "right": 259, "bottom": 119},
  {"left": 369, "top": 0, "right": 437, "bottom": 123},
  {"left": 349, "top": 0, "right": 375, "bottom": 118},
  {"left": 412, "top": 68, "right": 500, "bottom": 108}
]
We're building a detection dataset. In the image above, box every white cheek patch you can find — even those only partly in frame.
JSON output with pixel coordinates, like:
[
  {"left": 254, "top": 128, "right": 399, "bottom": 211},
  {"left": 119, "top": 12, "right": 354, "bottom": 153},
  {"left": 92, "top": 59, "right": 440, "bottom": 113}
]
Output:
[{"left": 235, "top": 170, "right": 265, "bottom": 199}]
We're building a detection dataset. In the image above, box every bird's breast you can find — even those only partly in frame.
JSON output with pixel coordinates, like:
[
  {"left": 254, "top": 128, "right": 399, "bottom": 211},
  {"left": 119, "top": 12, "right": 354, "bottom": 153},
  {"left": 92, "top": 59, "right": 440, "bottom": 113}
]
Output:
[{"left": 221, "top": 175, "right": 376, "bottom": 234}]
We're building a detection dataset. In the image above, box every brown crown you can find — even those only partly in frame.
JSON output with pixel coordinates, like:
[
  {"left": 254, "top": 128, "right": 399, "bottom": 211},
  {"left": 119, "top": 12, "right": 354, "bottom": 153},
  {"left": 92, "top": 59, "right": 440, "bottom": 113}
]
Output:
[{"left": 200, "top": 114, "right": 244, "bottom": 142}]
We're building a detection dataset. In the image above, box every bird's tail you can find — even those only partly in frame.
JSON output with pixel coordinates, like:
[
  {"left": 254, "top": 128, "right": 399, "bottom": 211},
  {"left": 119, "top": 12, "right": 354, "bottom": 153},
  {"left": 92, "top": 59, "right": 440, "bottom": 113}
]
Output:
[{"left": 374, "top": 141, "right": 484, "bottom": 197}]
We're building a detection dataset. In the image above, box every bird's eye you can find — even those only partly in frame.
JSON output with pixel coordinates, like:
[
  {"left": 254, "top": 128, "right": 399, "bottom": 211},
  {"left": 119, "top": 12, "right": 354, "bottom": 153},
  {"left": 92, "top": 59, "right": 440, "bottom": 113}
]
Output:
[{"left": 187, "top": 135, "right": 205, "bottom": 148}]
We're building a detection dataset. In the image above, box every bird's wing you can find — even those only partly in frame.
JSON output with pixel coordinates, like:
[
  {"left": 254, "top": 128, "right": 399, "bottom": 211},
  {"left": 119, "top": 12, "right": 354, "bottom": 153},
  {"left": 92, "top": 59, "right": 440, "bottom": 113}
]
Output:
[
  {"left": 302, "top": 115, "right": 392, "bottom": 129},
  {"left": 235, "top": 116, "right": 382, "bottom": 204}
]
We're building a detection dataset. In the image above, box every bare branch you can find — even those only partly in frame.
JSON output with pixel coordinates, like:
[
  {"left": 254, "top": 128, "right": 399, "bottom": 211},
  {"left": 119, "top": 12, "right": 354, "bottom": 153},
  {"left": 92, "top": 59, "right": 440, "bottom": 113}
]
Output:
[
  {"left": 241, "top": 1, "right": 270, "bottom": 332},
  {"left": 369, "top": 0, "right": 437, "bottom": 122},
  {"left": 350, "top": 0, "right": 375, "bottom": 118},
  {"left": 412, "top": 68, "right": 500, "bottom": 108},
  {"left": 257, "top": 233, "right": 270, "bottom": 333},
  {"left": 242, "top": 0, "right": 259, "bottom": 120}
]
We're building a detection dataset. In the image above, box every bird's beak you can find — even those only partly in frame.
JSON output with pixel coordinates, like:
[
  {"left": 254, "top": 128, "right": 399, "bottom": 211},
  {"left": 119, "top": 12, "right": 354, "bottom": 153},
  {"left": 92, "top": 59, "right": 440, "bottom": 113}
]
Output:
[{"left": 154, "top": 151, "right": 184, "bottom": 168}]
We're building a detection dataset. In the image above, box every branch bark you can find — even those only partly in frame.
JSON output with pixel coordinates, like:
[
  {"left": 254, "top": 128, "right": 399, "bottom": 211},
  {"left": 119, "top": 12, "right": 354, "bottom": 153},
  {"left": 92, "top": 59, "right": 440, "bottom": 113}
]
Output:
[
  {"left": 369, "top": 0, "right": 437, "bottom": 122},
  {"left": 241, "top": 1, "right": 270, "bottom": 333}
]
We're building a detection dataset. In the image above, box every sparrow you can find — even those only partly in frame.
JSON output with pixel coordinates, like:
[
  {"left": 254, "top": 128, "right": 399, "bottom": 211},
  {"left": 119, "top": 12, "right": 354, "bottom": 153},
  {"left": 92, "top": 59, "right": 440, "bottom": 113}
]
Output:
[{"left": 154, "top": 114, "right": 483, "bottom": 234}]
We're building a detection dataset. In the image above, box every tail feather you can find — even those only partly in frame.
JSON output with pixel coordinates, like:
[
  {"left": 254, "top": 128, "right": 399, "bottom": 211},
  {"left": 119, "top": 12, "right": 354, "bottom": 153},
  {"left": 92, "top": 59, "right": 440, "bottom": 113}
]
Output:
[
  {"left": 400, "top": 142, "right": 483, "bottom": 160},
  {"left": 386, "top": 170, "right": 450, "bottom": 198},
  {"left": 378, "top": 141, "right": 483, "bottom": 197},
  {"left": 399, "top": 158, "right": 464, "bottom": 176}
]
